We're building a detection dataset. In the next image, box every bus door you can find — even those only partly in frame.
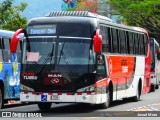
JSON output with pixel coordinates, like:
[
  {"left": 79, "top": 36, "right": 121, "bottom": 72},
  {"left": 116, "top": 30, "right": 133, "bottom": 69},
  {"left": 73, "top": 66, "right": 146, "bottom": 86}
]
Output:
[{"left": 96, "top": 54, "right": 108, "bottom": 103}]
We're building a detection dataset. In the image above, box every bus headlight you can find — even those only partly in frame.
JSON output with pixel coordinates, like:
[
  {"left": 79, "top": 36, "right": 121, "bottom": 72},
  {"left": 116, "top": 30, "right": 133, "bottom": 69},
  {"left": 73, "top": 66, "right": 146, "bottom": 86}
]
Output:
[
  {"left": 20, "top": 84, "right": 34, "bottom": 91},
  {"left": 77, "top": 85, "right": 95, "bottom": 92}
]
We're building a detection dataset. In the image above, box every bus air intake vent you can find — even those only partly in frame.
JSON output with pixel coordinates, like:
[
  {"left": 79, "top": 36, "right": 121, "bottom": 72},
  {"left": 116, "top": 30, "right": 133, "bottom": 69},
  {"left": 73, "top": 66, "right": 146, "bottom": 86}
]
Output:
[
  {"left": 46, "top": 11, "right": 89, "bottom": 17},
  {"left": 45, "top": 11, "right": 113, "bottom": 22}
]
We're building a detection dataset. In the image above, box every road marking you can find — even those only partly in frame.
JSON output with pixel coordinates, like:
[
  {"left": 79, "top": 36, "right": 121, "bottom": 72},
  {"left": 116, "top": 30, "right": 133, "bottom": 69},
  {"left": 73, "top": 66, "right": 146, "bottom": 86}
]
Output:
[{"left": 127, "top": 103, "right": 160, "bottom": 111}]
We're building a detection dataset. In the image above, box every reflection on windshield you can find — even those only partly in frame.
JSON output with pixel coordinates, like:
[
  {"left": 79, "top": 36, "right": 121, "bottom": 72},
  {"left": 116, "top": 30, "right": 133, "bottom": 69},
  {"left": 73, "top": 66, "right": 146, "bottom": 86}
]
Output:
[
  {"left": 58, "top": 40, "right": 93, "bottom": 65},
  {"left": 26, "top": 38, "right": 56, "bottom": 64},
  {"left": 24, "top": 38, "right": 94, "bottom": 65}
]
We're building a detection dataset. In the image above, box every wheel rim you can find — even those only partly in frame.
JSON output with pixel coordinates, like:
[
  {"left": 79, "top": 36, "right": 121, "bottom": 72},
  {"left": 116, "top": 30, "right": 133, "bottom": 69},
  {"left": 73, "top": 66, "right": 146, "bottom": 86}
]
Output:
[{"left": 106, "top": 90, "right": 110, "bottom": 107}]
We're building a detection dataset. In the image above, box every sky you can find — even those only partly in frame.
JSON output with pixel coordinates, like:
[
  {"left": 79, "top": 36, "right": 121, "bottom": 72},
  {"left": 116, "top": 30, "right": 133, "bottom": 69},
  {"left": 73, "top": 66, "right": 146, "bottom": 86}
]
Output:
[{"left": 0, "top": 0, "right": 62, "bottom": 19}]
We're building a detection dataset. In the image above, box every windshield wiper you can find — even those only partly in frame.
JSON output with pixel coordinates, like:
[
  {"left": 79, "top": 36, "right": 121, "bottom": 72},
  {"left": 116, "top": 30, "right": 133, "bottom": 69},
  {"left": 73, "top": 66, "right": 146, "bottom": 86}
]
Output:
[
  {"left": 58, "top": 42, "right": 69, "bottom": 65},
  {"left": 36, "top": 43, "right": 55, "bottom": 74}
]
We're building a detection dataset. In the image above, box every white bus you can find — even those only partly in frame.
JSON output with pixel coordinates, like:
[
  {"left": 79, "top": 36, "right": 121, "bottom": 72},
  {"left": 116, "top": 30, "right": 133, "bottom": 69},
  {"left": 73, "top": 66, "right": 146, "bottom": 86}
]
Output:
[{"left": 150, "top": 38, "right": 160, "bottom": 92}]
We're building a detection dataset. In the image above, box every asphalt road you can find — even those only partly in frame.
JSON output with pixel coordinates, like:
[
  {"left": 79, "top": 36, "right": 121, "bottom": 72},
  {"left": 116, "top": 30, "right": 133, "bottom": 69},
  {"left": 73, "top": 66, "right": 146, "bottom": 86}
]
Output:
[{"left": 0, "top": 87, "right": 160, "bottom": 119}]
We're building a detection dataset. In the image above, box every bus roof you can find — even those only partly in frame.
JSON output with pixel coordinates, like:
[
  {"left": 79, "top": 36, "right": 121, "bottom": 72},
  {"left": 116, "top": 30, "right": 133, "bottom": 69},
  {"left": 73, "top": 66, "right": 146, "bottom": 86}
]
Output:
[
  {"left": 0, "top": 29, "right": 24, "bottom": 38},
  {"left": 27, "top": 11, "right": 148, "bottom": 35},
  {"left": 0, "top": 29, "right": 15, "bottom": 38}
]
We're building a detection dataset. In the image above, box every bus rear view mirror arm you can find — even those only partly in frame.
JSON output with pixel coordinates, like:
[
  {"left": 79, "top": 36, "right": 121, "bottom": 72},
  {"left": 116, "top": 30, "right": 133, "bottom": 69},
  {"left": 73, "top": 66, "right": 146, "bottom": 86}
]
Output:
[
  {"left": 10, "top": 29, "right": 24, "bottom": 53},
  {"left": 94, "top": 29, "right": 102, "bottom": 53}
]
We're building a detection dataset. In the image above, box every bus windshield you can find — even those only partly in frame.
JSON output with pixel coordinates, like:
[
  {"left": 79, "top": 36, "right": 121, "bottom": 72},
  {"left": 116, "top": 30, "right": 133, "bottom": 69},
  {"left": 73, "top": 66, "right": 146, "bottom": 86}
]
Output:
[
  {"left": 57, "top": 38, "right": 93, "bottom": 65},
  {"left": 25, "top": 38, "right": 56, "bottom": 64},
  {"left": 23, "top": 37, "right": 94, "bottom": 65}
]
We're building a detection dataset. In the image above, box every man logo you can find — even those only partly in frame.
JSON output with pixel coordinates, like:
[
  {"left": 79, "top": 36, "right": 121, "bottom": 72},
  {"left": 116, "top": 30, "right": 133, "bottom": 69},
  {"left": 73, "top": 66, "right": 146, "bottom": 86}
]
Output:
[{"left": 51, "top": 78, "right": 59, "bottom": 84}]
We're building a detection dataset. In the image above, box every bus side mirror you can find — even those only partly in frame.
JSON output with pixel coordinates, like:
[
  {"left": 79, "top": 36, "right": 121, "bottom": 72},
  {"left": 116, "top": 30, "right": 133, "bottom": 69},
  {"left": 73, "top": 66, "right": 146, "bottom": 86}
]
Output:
[
  {"left": 94, "top": 29, "right": 102, "bottom": 53},
  {"left": 157, "top": 52, "right": 160, "bottom": 60},
  {"left": 10, "top": 29, "right": 23, "bottom": 53}
]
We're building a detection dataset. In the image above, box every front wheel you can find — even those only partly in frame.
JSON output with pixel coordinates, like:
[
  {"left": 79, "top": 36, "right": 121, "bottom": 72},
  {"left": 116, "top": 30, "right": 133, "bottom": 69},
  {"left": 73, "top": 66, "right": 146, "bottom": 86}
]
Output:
[
  {"left": 98, "top": 88, "right": 111, "bottom": 109},
  {"left": 0, "top": 87, "right": 4, "bottom": 109},
  {"left": 38, "top": 102, "right": 52, "bottom": 111}
]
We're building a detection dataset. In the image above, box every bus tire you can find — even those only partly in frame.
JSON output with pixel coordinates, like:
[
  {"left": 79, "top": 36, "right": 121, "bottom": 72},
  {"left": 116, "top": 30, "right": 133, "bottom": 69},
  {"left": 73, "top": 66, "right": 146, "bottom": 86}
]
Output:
[
  {"left": 0, "top": 87, "right": 4, "bottom": 109},
  {"left": 150, "top": 84, "right": 155, "bottom": 92},
  {"left": 98, "top": 84, "right": 112, "bottom": 109},
  {"left": 155, "top": 84, "right": 159, "bottom": 89},
  {"left": 132, "top": 81, "right": 141, "bottom": 102},
  {"left": 38, "top": 102, "right": 52, "bottom": 111}
]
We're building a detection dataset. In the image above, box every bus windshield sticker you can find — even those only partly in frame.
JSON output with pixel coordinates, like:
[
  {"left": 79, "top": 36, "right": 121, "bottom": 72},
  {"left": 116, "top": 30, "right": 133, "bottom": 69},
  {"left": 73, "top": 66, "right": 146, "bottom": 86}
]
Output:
[{"left": 27, "top": 52, "right": 39, "bottom": 62}]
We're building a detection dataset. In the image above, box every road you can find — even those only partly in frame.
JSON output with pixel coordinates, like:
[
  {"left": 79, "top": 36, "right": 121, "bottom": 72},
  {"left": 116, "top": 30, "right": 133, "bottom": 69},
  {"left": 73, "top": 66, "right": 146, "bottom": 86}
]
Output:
[{"left": 0, "top": 87, "right": 160, "bottom": 118}]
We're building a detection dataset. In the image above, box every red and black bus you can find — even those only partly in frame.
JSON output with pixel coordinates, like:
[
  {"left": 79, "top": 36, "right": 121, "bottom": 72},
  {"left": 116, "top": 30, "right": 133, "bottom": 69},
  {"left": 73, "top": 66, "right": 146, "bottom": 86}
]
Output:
[{"left": 11, "top": 11, "right": 150, "bottom": 110}]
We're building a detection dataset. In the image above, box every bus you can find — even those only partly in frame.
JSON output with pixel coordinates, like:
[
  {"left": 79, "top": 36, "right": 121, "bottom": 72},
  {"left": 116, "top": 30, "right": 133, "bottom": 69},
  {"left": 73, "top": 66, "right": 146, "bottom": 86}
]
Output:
[
  {"left": 0, "top": 29, "right": 22, "bottom": 109},
  {"left": 150, "top": 38, "right": 160, "bottom": 92},
  {"left": 11, "top": 11, "right": 150, "bottom": 110}
]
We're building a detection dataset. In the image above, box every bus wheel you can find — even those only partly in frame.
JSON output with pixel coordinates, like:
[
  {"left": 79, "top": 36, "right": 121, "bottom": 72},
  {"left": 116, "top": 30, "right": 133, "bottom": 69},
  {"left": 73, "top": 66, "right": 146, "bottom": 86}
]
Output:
[
  {"left": 99, "top": 87, "right": 111, "bottom": 109},
  {"left": 0, "top": 87, "right": 4, "bottom": 109},
  {"left": 132, "top": 82, "right": 141, "bottom": 102},
  {"left": 150, "top": 84, "right": 155, "bottom": 92},
  {"left": 155, "top": 85, "right": 159, "bottom": 89},
  {"left": 38, "top": 102, "right": 52, "bottom": 111}
]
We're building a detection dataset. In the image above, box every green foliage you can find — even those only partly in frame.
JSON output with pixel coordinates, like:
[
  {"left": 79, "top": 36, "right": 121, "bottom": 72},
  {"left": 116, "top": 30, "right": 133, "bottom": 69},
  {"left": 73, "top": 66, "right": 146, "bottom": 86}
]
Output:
[
  {"left": 107, "top": 0, "right": 160, "bottom": 41},
  {"left": 0, "top": 0, "right": 28, "bottom": 31}
]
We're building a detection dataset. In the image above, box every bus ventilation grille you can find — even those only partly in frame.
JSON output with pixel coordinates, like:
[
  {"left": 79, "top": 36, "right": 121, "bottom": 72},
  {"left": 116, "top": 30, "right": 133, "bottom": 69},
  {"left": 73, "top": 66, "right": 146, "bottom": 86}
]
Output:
[
  {"left": 45, "top": 11, "right": 113, "bottom": 22},
  {"left": 46, "top": 11, "right": 89, "bottom": 17}
]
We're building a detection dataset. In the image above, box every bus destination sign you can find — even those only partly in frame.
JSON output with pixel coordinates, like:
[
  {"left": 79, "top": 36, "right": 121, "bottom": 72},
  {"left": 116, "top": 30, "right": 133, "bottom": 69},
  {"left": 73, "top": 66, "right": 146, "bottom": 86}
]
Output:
[{"left": 28, "top": 25, "right": 56, "bottom": 35}]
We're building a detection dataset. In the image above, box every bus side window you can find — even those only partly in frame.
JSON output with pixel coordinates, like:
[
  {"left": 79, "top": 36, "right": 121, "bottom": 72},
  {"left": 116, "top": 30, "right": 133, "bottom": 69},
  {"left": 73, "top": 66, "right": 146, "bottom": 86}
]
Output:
[
  {"left": 0, "top": 38, "right": 3, "bottom": 62},
  {"left": 119, "top": 30, "right": 126, "bottom": 54},
  {"left": 140, "top": 34, "right": 145, "bottom": 55},
  {"left": 128, "top": 32, "right": 134, "bottom": 54},
  {"left": 100, "top": 25, "right": 110, "bottom": 53},
  {"left": 3, "top": 38, "right": 11, "bottom": 62},
  {"left": 111, "top": 28, "right": 119, "bottom": 53},
  {"left": 155, "top": 44, "right": 159, "bottom": 58},
  {"left": 144, "top": 35, "right": 148, "bottom": 56},
  {"left": 126, "top": 31, "right": 130, "bottom": 54},
  {"left": 17, "top": 41, "right": 22, "bottom": 62},
  {"left": 134, "top": 33, "right": 139, "bottom": 54}
]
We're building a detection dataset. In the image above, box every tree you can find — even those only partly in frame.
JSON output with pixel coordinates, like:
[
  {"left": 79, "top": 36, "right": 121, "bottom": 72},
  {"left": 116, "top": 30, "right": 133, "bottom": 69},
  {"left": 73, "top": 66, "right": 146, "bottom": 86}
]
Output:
[
  {"left": 67, "top": 0, "right": 98, "bottom": 13},
  {"left": 76, "top": 0, "right": 98, "bottom": 13},
  {"left": 0, "top": 0, "right": 28, "bottom": 31},
  {"left": 107, "top": 0, "right": 160, "bottom": 42}
]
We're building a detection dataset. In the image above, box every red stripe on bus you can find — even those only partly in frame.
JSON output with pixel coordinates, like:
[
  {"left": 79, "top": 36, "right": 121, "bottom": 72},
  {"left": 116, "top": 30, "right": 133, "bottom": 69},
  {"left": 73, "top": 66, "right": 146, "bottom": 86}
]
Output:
[
  {"left": 39, "top": 92, "right": 44, "bottom": 95},
  {"left": 24, "top": 92, "right": 28, "bottom": 94},
  {"left": 87, "top": 92, "right": 91, "bottom": 95},
  {"left": 48, "top": 92, "right": 53, "bottom": 95},
  {"left": 67, "top": 93, "right": 72, "bottom": 95},
  {"left": 58, "top": 93, "right": 62, "bottom": 95},
  {"left": 77, "top": 93, "right": 82, "bottom": 95}
]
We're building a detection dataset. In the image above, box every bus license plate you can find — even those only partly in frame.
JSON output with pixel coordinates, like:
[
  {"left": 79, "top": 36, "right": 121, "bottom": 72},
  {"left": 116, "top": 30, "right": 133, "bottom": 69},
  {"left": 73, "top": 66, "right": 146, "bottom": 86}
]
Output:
[{"left": 51, "top": 95, "right": 59, "bottom": 100}]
